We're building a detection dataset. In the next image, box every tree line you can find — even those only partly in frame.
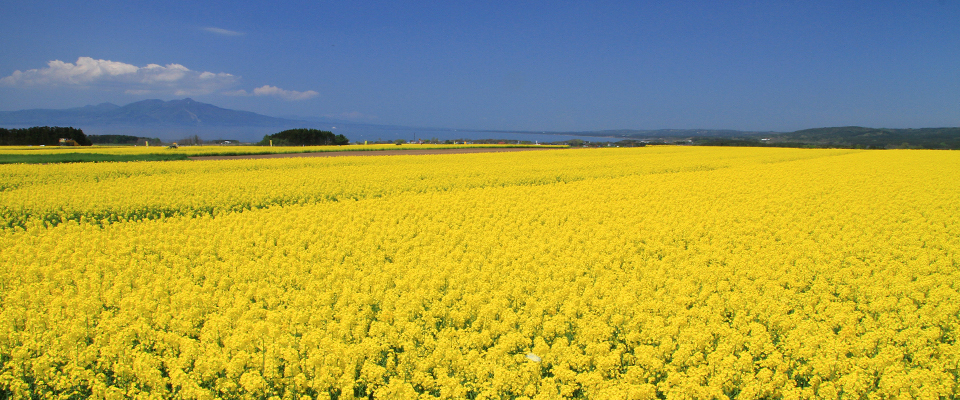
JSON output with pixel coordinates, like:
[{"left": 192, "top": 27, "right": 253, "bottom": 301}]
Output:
[
  {"left": 0, "top": 126, "right": 91, "bottom": 146},
  {"left": 88, "top": 134, "right": 163, "bottom": 145}
]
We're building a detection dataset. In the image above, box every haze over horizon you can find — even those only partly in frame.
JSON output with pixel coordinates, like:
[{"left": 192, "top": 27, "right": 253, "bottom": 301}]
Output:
[{"left": 1, "top": 1, "right": 958, "bottom": 133}]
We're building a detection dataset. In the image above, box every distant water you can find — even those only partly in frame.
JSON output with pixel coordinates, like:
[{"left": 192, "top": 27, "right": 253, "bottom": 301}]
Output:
[
  {"left": 81, "top": 125, "right": 620, "bottom": 143},
  {"left": 334, "top": 126, "right": 618, "bottom": 143}
]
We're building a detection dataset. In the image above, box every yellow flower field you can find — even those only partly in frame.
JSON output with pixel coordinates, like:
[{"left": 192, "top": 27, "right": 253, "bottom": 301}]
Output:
[
  {"left": 0, "top": 143, "right": 557, "bottom": 158},
  {"left": 1, "top": 147, "right": 958, "bottom": 399}
]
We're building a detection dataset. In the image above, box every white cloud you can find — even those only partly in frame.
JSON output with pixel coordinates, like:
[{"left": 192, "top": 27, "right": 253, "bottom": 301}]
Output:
[
  {"left": 0, "top": 57, "right": 237, "bottom": 96},
  {"left": 2, "top": 57, "right": 318, "bottom": 101},
  {"left": 253, "top": 85, "right": 319, "bottom": 100},
  {"left": 226, "top": 85, "right": 319, "bottom": 101},
  {"left": 140, "top": 63, "right": 188, "bottom": 83},
  {"left": 1, "top": 57, "right": 138, "bottom": 86},
  {"left": 203, "top": 27, "right": 245, "bottom": 36}
]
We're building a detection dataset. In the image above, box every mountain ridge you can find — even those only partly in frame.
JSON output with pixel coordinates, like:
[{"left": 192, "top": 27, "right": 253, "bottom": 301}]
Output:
[{"left": 0, "top": 98, "right": 305, "bottom": 128}]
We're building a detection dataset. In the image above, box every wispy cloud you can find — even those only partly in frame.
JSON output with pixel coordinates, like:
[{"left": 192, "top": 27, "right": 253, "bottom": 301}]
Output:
[
  {"left": 203, "top": 27, "right": 244, "bottom": 36},
  {"left": 1, "top": 57, "right": 318, "bottom": 101},
  {"left": 225, "top": 85, "right": 319, "bottom": 101}
]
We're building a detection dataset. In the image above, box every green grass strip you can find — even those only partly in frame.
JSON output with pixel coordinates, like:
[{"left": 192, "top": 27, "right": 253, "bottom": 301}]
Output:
[{"left": 0, "top": 153, "right": 191, "bottom": 164}]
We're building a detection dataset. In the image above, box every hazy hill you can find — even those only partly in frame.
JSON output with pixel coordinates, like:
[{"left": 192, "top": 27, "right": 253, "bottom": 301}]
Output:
[
  {"left": 565, "top": 125, "right": 960, "bottom": 149},
  {"left": 686, "top": 126, "right": 960, "bottom": 149},
  {"left": 779, "top": 126, "right": 960, "bottom": 147},
  {"left": 0, "top": 99, "right": 304, "bottom": 127}
]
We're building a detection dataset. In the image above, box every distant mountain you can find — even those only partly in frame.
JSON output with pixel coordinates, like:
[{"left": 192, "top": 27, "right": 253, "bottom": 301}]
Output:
[{"left": 0, "top": 98, "right": 305, "bottom": 128}]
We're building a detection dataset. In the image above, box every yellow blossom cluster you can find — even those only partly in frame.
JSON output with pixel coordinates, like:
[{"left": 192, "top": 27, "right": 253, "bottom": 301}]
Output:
[{"left": 1, "top": 147, "right": 958, "bottom": 399}]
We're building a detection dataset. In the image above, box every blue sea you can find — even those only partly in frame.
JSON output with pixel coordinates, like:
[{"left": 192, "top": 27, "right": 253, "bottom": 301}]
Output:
[
  {"left": 82, "top": 125, "right": 622, "bottom": 144},
  {"left": 332, "top": 126, "right": 618, "bottom": 144}
]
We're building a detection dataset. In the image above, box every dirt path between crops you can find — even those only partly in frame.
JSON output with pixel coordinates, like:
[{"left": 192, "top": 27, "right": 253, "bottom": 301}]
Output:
[{"left": 188, "top": 147, "right": 562, "bottom": 160}]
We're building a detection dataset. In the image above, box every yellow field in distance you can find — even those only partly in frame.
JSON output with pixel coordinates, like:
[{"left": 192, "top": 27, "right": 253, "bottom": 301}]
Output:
[{"left": 0, "top": 143, "right": 562, "bottom": 158}]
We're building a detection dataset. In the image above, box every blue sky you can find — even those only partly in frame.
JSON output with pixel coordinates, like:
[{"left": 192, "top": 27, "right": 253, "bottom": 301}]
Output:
[{"left": 1, "top": 1, "right": 958, "bottom": 132}]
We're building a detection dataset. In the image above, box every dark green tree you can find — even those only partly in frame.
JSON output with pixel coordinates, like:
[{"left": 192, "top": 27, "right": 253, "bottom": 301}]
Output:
[
  {"left": 0, "top": 126, "right": 91, "bottom": 146},
  {"left": 259, "top": 129, "right": 348, "bottom": 146},
  {"left": 87, "top": 135, "right": 163, "bottom": 145}
]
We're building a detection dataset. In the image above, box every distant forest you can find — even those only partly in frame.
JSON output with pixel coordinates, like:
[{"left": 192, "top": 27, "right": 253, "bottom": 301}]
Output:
[
  {"left": 0, "top": 126, "right": 91, "bottom": 146},
  {"left": 88, "top": 134, "right": 163, "bottom": 145},
  {"left": 259, "top": 129, "right": 349, "bottom": 146}
]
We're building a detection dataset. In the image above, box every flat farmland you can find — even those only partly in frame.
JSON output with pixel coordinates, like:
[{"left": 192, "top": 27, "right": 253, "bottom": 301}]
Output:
[
  {"left": 1, "top": 147, "right": 958, "bottom": 399},
  {"left": 0, "top": 144, "right": 563, "bottom": 165},
  {"left": 186, "top": 146, "right": 559, "bottom": 161}
]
